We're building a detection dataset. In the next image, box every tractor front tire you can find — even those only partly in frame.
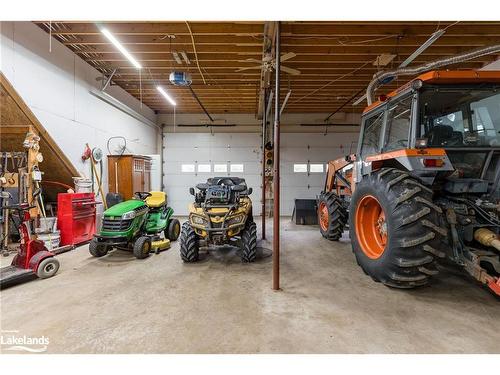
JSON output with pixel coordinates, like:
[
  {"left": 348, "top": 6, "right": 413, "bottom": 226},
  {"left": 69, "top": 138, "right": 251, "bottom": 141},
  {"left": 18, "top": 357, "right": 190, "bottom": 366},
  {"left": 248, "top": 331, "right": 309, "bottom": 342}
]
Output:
[
  {"left": 349, "top": 168, "right": 443, "bottom": 289},
  {"left": 166, "top": 218, "right": 181, "bottom": 241},
  {"left": 180, "top": 222, "right": 199, "bottom": 262},
  {"left": 133, "top": 236, "right": 152, "bottom": 259},
  {"left": 89, "top": 238, "right": 108, "bottom": 257},
  {"left": 318, "top": 191, "right": 348, "bottom": 241},
  {"left": 240, "top": 221, "right": 257, "bottom": 263},
  {"left": 37, "top": 257, "right": 60, "bottom": 279}
]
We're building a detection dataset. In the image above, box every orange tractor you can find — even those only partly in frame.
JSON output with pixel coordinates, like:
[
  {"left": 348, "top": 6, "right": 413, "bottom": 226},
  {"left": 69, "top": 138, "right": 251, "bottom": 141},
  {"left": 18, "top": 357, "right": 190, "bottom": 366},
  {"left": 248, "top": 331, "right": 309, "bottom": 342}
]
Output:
[{"left": 318, "top": 70, "right": 500, "bottom": 296}]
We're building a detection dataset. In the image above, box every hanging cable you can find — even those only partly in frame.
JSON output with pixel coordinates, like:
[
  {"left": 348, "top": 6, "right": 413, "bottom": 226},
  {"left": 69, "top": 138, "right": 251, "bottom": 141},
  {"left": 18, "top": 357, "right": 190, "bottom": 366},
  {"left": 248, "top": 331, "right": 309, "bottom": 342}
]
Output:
[{"left": 185, "top": 21, "right": 207, "bottom": 85}]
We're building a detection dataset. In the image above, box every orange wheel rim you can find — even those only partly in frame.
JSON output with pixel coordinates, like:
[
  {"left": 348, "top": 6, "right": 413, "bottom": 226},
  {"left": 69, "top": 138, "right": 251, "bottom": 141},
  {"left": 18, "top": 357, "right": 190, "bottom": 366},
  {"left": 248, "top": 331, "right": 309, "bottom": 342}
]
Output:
[
  {"left": 319, "top": 201, "right": 329, "bottom": 231},
  {"left": 355, "top": 195, "right": 387, "bottom": 259}
]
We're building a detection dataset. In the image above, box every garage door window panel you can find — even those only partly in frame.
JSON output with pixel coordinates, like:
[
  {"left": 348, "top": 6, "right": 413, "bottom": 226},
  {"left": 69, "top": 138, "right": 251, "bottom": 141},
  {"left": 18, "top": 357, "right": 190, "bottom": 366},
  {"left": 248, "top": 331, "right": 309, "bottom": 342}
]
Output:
[
  {"left": 214, "top": 163, "right": 228, "bottom": 173},
  {"left": 293, "top": 164, "right": 308, "bottom": 173},
  {"left": 198, "top": 164, "right": 211, "bottom": 173},
  {"left": 230, "top": 164, "right": 244, "bottom": 173},
  {"left": 181, "top": 164, "right": 195, "bottom": 173},
  {"left": 310, "top": 163, "right": 324, "bottom": 173}
]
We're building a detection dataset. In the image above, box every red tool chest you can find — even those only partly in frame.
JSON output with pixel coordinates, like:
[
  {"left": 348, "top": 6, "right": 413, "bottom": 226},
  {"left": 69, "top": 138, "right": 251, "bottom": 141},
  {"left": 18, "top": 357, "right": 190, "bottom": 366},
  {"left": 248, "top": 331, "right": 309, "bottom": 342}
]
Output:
[{"left": 57, "top": 193, "right": 97, "bottom": 246}]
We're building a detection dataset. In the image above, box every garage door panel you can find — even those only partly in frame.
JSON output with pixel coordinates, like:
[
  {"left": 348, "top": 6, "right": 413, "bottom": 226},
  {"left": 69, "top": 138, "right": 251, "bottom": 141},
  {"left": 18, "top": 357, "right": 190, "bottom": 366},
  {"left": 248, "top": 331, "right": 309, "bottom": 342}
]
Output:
[
  {"left": 164, "top": 132, "right": 358, "bottom": 216},
  {"left": 211, "top": 134, "right": 260, "bottom": 147},
  {"left": 164, "top": 174, "right": 198, "bottom": 187},
  {"left": 283, "top": 133, "right": 358, "bottom": 147}
]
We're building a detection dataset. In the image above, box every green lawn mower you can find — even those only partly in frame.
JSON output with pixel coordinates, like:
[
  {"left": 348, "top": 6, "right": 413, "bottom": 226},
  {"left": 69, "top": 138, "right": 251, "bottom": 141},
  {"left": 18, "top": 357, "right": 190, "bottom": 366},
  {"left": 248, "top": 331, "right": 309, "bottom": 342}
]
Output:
[{"left": 89, "top": 191, "right": 180, "bottom": 259}]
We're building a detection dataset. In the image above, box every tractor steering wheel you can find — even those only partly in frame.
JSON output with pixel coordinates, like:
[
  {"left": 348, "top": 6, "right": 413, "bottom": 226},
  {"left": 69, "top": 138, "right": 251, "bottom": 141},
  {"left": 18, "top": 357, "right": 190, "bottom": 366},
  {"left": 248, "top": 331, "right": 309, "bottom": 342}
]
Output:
[{"left": 134, "top": 192, "right": 152, "bottom": 201}]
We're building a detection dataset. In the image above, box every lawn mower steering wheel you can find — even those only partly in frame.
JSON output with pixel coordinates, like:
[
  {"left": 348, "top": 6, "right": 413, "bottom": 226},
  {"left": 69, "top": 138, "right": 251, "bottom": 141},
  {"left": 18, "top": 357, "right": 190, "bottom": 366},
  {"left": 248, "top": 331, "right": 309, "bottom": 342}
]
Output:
[{"left": 134, "top": 192, "right": 152, "bottom": 200}]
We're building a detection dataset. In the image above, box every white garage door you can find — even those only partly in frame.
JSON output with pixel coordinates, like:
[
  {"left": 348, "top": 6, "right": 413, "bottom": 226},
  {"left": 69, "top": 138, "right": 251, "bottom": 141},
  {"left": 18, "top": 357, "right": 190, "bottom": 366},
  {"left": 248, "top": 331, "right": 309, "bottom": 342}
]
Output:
[
  {"left": 163, "top": 133, "right": 262, "bottom": 215},
  {"left": 280, "top": 133, "right": 358, "bottom": 215},
  {"left": 163, "top": 132, "right": 358, "bottom": 216}
]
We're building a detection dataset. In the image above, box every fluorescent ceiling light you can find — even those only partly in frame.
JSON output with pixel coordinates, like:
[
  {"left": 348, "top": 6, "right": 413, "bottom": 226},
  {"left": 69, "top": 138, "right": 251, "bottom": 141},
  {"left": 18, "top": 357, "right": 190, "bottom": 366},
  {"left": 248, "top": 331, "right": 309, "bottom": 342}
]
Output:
[
  {"left": 101, "top": 28, "right": 142, "bottom": 69},
  {"left": 180, "top": 51, "right": 191, "bottom": 65},
  {"left": 172, "top": 51, "right": 182, "bottom": 65},
  {"left": 399, "top": 29, "right": 446, "bottom": 68},
  {"left": 157, "top": 86, "right": 176, "bottom": 106}
]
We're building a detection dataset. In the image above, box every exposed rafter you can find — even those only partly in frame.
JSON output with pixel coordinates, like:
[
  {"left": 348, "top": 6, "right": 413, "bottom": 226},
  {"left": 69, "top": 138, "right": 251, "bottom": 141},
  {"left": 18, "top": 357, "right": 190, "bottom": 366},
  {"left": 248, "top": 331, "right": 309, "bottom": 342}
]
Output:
[{"left": 35, "top": 21, "right": 500, "bottom": 115}]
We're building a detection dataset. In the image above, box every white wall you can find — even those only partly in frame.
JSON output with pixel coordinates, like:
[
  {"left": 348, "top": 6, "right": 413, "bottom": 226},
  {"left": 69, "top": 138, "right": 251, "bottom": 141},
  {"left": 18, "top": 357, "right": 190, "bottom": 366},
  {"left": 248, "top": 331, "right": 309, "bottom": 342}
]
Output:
[
  {"left": 0, "top": 21, "right": 159, "bottom": 195},
  {"left": 163, "top": 132, "right": 358, "bottom": 216}
]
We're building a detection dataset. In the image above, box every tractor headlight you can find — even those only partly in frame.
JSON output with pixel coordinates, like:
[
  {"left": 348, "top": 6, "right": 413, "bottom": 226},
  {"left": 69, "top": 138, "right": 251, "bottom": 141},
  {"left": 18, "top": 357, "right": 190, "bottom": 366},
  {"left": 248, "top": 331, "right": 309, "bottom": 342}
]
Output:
[
  {"left": 191, "top": 215, "right": 208, "bottom": 226},
  {"left": 227, "top": 214, "right": 244, "bottom": 226},
  {"left": 122, "top": 210, "right": 136, "bottom": 220}
]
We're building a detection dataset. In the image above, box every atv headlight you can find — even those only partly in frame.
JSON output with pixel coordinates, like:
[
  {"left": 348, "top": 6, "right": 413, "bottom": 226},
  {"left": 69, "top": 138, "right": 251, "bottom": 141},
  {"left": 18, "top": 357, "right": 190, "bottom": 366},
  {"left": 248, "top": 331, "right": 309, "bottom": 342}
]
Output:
[
  {"left": 191, "top": 215, "right": 207, "bottom": 226},
  {"left": 227, "top": 214, "right": 244, "bottom": 226},
  {"left": 122, "top": 210, "right": 136, "bottom": 220}
]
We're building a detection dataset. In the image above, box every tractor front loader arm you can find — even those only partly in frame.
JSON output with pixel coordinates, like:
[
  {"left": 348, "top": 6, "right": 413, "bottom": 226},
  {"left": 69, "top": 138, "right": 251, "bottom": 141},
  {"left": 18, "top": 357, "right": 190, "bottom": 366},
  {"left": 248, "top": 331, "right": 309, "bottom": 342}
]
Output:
[{"left": 324, "top": 154, "right": 355, "bottom": 197}]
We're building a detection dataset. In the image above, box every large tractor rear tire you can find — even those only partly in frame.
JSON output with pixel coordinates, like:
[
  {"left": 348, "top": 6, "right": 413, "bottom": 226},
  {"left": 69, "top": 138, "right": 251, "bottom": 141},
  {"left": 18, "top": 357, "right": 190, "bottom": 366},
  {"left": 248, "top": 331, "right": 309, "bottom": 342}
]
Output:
[
  {"left": 318, "top": 191, "right": 348, "bottom": 241},
  {"left": 180, "top": 222, "right": 199, "bottom": 262},
  {"left": 349, "top": 168, "right": 444, "bottom": 289}
]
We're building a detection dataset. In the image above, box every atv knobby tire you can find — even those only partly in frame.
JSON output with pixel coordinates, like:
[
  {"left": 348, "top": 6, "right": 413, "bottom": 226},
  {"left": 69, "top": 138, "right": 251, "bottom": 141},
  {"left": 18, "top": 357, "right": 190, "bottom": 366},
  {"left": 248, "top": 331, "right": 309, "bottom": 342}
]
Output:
[
  {"left": 349, "top": 168, "right": 444, "bottom": 289},
  {"left": 240, "top": 221, "right": 257, "bottom": 263},
  {"left": 180, "top": 222, "right": 199, "bottom": 262},
  {"left": 89, "top": 238, "right": 108, "bottom": 257},
  {"left": 133, "top": 236, "right": 151, "bottom": 259},
  {"left": 318, "top": 191, "right": 348, "bottom": 241}
]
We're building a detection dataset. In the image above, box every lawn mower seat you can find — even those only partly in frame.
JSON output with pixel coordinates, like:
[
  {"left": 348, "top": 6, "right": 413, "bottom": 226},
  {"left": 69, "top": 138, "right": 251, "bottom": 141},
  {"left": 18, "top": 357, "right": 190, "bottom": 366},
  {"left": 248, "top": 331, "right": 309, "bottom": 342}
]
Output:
[{"left": 145, "top": 191, "right": 166, "bottom": 208}]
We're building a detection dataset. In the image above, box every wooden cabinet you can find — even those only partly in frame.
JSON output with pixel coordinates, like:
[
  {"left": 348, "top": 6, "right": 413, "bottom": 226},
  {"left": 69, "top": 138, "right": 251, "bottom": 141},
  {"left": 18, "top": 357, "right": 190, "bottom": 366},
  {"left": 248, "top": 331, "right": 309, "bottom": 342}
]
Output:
[{"left": 107, "top": 155, "right": 152, "bottom": 200}]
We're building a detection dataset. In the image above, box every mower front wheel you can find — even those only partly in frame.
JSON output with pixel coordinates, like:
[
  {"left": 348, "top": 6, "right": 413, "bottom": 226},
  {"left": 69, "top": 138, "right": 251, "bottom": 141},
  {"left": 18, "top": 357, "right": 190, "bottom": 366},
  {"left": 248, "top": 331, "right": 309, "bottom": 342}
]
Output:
[
  {"left": 89, "top": 239, "right": 108, "bottom": 257},
  {"left": 133, "top": 236, "right": 152, "bottom": 259},
  {"left": 166, "top": 218, "right": 181, "bottom": 241}
]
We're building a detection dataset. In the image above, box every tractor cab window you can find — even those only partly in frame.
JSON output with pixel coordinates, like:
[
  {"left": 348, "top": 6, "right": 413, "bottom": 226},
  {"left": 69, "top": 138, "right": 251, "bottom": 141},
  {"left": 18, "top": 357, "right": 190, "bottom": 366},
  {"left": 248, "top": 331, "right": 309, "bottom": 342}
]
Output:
[
  {"left": 359, "top": 110, "right": 385, "bottom": 159},
  {"left": 419, "top": 87, "right": 500, "bottom": 148},
  {"left": 384, "top": 96, "right": 412, "bottom": 152}
]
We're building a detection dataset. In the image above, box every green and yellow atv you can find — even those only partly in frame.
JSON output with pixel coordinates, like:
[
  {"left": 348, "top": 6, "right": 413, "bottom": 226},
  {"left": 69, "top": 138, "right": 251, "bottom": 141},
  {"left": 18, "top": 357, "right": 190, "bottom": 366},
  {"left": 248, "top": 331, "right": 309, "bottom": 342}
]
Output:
[{"left": 89, "top": 191, "right": 180, "bottom": 259}]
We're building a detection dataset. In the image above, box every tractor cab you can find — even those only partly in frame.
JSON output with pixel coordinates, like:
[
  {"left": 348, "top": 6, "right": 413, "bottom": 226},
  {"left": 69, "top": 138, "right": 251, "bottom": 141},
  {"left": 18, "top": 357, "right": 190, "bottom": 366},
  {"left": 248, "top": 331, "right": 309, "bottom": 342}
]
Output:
[{"left": 356, "top": 70, "right": 500, "bottom": 196}]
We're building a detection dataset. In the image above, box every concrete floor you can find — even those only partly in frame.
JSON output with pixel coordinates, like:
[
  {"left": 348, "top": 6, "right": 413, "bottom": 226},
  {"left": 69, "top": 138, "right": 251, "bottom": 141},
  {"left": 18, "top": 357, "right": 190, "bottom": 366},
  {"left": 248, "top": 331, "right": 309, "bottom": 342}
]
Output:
[{"left": 0, "top": 218, "right": 498, "bottom": 354}]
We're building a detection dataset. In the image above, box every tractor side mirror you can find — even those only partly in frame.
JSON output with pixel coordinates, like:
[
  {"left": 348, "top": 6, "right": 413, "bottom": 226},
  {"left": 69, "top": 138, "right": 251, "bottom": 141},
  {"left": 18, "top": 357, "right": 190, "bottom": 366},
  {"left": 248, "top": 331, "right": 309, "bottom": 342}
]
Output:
[
  {"left": 189, "top": 187, "right": 195, "bottom": 196},
  {"left": 247, "top": 187, "right": 253, "bottom": 195}
]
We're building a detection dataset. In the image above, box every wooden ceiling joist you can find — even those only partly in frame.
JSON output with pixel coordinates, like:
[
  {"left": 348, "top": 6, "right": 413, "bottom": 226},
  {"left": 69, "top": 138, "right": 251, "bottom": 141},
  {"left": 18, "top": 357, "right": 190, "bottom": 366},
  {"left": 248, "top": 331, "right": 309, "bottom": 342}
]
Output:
[{"left": 35, "top": 21, "right": 500, "bottom": 115}]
